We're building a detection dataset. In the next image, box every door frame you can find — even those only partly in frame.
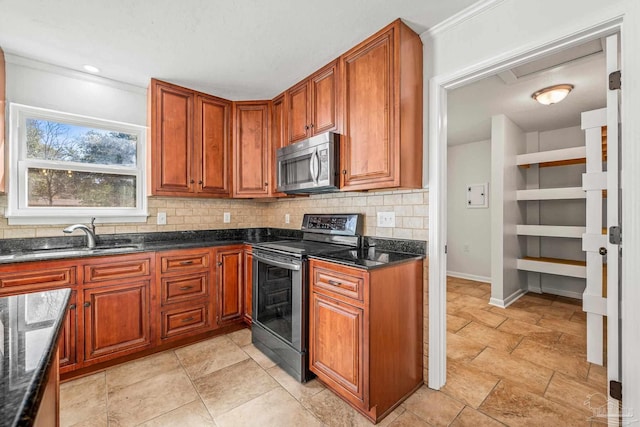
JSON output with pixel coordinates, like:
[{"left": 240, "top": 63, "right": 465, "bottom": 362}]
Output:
[{"left": 427, "top": 17, "right": 623, "bottom": 389}]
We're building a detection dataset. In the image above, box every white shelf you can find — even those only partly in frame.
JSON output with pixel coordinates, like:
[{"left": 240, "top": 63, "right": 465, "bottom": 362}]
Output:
[
  {"left": 517, "top": 146, "right": 587, "bottom": 167},
  {"left": 516, "top": 225, "right": 585, "bottom": 238},
  {"left": 517, "top": 257, "right": 587, "bottom": 278},
  {"left": 517, "top": 187, "right": 585, "bottom": 200}
]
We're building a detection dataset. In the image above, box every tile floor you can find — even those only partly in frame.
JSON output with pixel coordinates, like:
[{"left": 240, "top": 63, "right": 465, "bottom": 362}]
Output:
[{"left": 60, "top": 277, "right": 607, "bottom": 426}]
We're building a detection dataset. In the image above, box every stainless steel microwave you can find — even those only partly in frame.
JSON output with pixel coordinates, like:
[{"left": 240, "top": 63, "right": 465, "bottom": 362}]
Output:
[{"left": 276, "top": 132, "right": 339, "bottom": 194}]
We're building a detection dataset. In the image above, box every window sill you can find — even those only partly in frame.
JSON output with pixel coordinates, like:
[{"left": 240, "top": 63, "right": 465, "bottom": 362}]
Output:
[{"left": 5, "top": 212, "right": 149, "bottom": 226}]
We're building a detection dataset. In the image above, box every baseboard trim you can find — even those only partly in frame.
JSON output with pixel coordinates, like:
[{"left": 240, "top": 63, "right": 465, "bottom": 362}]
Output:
[
  {"left": 447, "top": 271, "right": 491, "bottom": 284},
  {"left": 489, "top": 288, "right": 527, "bottom": 308},
  {"left": 529, "top": 285, "right": 583, "bottom": 300}
]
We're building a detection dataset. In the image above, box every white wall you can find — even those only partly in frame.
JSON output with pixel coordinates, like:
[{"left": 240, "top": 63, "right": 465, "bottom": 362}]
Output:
[
  {"left": 490, "top": 114, "right": 526, "bottom": 306},
  {"left": 5, "top": 55, "right": 146, "bottom": 125},
  {"left": 447, "top": 139, "right": 491, "bottom": 281}
]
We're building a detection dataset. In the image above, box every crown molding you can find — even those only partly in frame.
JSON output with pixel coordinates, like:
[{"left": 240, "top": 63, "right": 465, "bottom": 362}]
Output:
[{"left": 422, "top": 0, "right": 507, "bottom": 39}]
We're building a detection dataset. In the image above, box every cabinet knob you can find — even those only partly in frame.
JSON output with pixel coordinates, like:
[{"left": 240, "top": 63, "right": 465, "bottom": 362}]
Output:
[
  {"left": 305, "top": 125, "right": 309, "bottom": 130},
  {"left": 190, "top": 179, "right": 195, "bottom": 184},
  {"left": 309, "top": 123, "right": 314, "bottom": 129},
  {"left": 342, "top": 170, "right": 347, "bottom": 175},
  {"left": 69, "top": 303, "right": 76, "bottom": 310},
  {"left": 264, "top": 182, "right": 268, "bottom": 187},
  {"left": 198, "top": 180, "right": 203, "bottom": 185},
  {"left": 84, "top": 302, "right": 91, "bottom": 307}
]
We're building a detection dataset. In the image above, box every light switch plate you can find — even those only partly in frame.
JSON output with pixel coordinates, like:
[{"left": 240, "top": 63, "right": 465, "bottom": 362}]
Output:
[
  {"left": 223, "top": 212, "right": 231, "bottom": 223},
  {"left": 285, "top": 214, "right": 290, "bottom": 224},
  {"left": 157, "top": 212, "right": 167, "bottom": 225},
  {"left": 377, "top": 212, "right": 395, "bottom": 228}
]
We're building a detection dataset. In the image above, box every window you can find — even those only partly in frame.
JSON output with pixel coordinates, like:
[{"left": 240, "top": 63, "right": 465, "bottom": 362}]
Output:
[{"left": 7, "top": 104, "right": 148, "bottom": 224}]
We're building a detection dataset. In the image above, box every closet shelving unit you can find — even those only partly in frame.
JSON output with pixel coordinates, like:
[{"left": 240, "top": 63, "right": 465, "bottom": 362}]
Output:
[{"left": 515, "top": 126, "right": 607, "bottom": 284}]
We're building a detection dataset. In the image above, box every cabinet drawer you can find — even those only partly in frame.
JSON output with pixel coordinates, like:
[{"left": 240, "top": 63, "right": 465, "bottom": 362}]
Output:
[
  {"left": 161, "top": 304, "right": 209, "bottom": 339},
  {"left": 312, "top": 263, "right": 365, "bottom": 302},
  {"left": 84, "top": 256, "right": 151, "bottom": 284},
  {"left": 0, "top": 266, "right": 77, "bottom": 292},
  {"left": 161, "top": 272, "right": 208, "bottom": 305},
  {"left": 160, "top": 251, "right": 209, "bottom": 273}
]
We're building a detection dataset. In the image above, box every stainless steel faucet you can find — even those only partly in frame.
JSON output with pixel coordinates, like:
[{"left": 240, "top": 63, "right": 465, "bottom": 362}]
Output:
[{"left": 63, "top": 222, "right": 97, "bottom": 249}]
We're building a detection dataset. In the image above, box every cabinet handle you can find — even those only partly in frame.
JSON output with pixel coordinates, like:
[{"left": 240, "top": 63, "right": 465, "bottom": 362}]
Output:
[
  {"left": 84, "top": 302, "right": 91, "bottom": 307},
  {"left": 217, "top": 262, "right": 223, "bottom": 267},
  {"left": 342, "top": 170, "right": 347, "bottom": 175},
  {"left": 179, "top": 286, "right": 194, "bottom": 290},
  {"left": 198, "top": 180, "right": 203, "bottom": 185},
  {"left": 309, "top": 123, "right": 314, "bottom": 128},
  {"left": 69, "top": 304, "right": 76, "bottom": 310},
  {"left": 305, "top": 125, "right": 309, "bottom": 130},
  {"left": 264, "top": 182, "right": 268, "bottom": 187},
  {"left": 190, "top": 179, "right": 195, "bottom": 184},
  {"left": 179, "top": 260, "right": 194, "bottom": 265},
  {"left": 328, "top": 280, "right": 342, "bottom": 287},
  {"left": 181, "top": 317, "right": 195, "bottom": 323}
]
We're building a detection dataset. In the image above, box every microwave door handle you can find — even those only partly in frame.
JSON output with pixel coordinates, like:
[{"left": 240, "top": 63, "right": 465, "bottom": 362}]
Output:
[{"left": 312, "top": 148, "right": 320, "bottom": 183}]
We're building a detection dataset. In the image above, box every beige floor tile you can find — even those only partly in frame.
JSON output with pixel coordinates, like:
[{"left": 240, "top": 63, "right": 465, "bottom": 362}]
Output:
[
  {"left": 489, "top": 306, "right": 542, "bottom": 324},
  {"left": 587, "top": 363, "right": 608, "bottom": 388},
  {"left": 556, "top": 332, "right": 587, "bottom": 356},
  {"left": 570, "top": 310, "right": 587, "bottom": 323},
  {"left": 447, "top": 294, "right": 491, "bottom": 313},
  {"left": 107, "top": 368, "right": 198, "bottom": 427},
  {"left": 227, "top": 327, "right": 252, "bottom": 347},
  {"left": 441, "top": 360, "right": 500, "bottom": 408},
  {"left": 388, "top": 410, "right": 432, "bottom": 426},
  {"left": 470, "top": 348, "right": 553, "bottom": 395},
  {"left": 175, "top": 335, "right": 249, "bottom": 379},
  {"left": 456, "top": 322, "right": 522, "bottom": 353},
  {"left": 266, "top": 364, "right": 325, "bottom": 401},
  {"left": 538, "top": 317, "right": 586, "bottom": 337},
  {"left": 513, "top": 302, "right": 575, "bottom": 320},
  {"left": 497, "top": 318, "right": 561, "bottom": 346},
  {"left": 479, "top": 381, "right": 588, "bottom": 427},
  {"left": 447, "top": 283, "right": 489, "bottom": 298},
  {"left": 402, "top": 385, "right": 464, "bottom": 426},
  {"left": 215, "top": 387, "right": 322, "bottom": 427},
  {"left": 447, "top": 291, "right": 463, "bottom": 302},
  {"left": 453, "top": 307, "right": 508, "bottom": 328},
  {"left": 138, "top": 399, "right": 215, "bottom": 427},
  {"left": 60, "top": 372, "right": 107, "bottom": 427},
  {"left": 106, "top": 351, "right": 181, "bottom": 392},
  {"left": 194, "top": 358, "right": 279, "bottom": 418},
  {"left": 447, "top": 314, "right": 471, "bottom": 333},
  {"left": 511, "top": 338, "right": 590, "bottom": 380},
  {"left": 242, "top": 343, "right": 277, "bottom": 369},
  {"left": 518, "top": 293, "right": 556, "bottom": 306},
  {"left": 447, "top": 332, "right": 486, "bottom": 361},
  {"left": 450, "top": 406, "right": 505, "bottom": 426},
  {"left": 545, "top": 373, "right": 608, "bottom": 416}
]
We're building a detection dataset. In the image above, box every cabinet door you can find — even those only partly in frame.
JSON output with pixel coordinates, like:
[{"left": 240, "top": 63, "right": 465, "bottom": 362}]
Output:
[
  {"left": 270, "top": 94, "right": 289, "bottom": 197},
  {"left": 340, "top": 29, "right": 396, "bottom": 190},
  {"left": 310, "top": 293, "right": 365, "bottom": 402},
  {"left": 243, "top": 250, "right": 253, "bottom": 324},
  {"left": 151, "top": 80, "right": 195, "bottom": 195},
  {"left": 233, "top": 102, "right": 270, "bottom": 197},
  {"left": 310, "top": 60, "right": 339, "bottom": 136},
  {"left": 58, "top": 290, "right": 78, "bottom": 371},
  {"left": 287, "top": 81, "right": 310, "bottom": 144},
  {"left": 216, "top": 247, "right": 244, "bottom": 324},
  {"left": 196, "top": 94, "right": 231, "bottom": 196},
  {"left": 84, "top": 281, "right": 151, "bottom": 362}
]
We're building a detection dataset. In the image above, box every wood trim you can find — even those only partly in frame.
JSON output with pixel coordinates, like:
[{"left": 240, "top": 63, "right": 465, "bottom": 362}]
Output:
[{"left": 0, "top": 47, "right": 5, "bottom": 193}]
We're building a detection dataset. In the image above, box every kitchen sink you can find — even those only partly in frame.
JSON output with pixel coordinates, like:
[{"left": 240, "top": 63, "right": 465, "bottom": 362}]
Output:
[{"left": 0, "top": 245, "right": 142, "bottom": 262}]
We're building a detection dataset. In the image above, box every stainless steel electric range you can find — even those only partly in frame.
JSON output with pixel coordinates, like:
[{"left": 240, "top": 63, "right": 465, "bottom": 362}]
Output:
[{"left": 251, "top": 213, "right": 362, "bottom": 382}]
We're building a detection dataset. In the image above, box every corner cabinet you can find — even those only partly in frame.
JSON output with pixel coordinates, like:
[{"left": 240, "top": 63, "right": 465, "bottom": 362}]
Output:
[
  {"left": 233, "top": 101, "right": 271, "bottom": 197},
  {"left": 287, "top": 60, "right": 340, "bottom": 144},
  {"left": 150, "top": 79, "right": 232, "bottom": 197},
  {"left": 308, "top": 258, "right": 423, "bottom": 423},
  {"left": 339, "top": 19, "right": 423, "bottom": 191}
]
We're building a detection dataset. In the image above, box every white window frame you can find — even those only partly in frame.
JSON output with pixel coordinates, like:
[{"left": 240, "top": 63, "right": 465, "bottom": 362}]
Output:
[{"left": 6, "top": 103, "right": 148, "bottom": 225}]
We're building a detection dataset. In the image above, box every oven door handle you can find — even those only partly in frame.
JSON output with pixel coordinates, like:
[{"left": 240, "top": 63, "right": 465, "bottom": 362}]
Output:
[{"left": 253, "top": 252, "right": 301, "bottom": 271}]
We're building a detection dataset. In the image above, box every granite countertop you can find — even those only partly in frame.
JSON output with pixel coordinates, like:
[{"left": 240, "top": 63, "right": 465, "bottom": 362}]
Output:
[
  {"left": 0, "top": 288, "right": 71, "bottom": 427},
  {"left": 310, "top": 246, "right": 425, "bottom": 269}
]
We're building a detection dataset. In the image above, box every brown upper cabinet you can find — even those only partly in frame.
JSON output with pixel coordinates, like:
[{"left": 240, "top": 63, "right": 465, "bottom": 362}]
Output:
[
  {"left": 233, "top": 101, "right": 271, "bottom": 197},
  {"left": 270, "top": 93, "right": 289, "bottom": 197},
  {"left": 339, "top": 20, "right": 423, "bottom": 191},
  {"left": 287, "top": 60, "right": 340, "bottom": 144},
  {"left": 150, "top": 79, "right": 232, "bottom": 197}
]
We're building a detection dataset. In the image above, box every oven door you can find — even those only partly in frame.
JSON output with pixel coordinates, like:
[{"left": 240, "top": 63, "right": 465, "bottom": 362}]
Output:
[{"left": 252, "top": 250, "right": 304, "bottom": 351}]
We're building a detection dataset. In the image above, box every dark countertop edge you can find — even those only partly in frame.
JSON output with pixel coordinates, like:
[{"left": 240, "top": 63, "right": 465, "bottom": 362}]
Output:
[
  {"left": 12, "top": 288, "right": 71, "bottom": 427},
  {"left": 308, "top": 252, "right": 426, "bottom": 271}
]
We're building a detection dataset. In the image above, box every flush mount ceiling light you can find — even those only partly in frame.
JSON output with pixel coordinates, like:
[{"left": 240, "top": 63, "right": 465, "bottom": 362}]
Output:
[
  {"left": 83, "top": 64, "right": 100, "bottom": 73},
  {"left": 531, "top": 84, "right": 574, "bottom": 105}
]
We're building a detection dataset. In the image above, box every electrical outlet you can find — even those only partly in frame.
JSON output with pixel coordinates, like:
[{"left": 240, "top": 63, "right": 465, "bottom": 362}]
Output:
[
  {"left": 285, "top": 214, "right": 290, "bottom": 224},
  {"left": 377, "top": 212, "right": 395, "bottom": 228},
  {"left": 157, "top": 212, "right": 167, "bottom": 225},
  {"left": 223, "top": 212, "right": 231, "bottom": 223}
]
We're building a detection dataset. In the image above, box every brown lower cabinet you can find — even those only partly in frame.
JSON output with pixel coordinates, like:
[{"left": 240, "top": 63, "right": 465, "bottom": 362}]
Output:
[
  {"left": 0, "top": 245, "right": 247, "bottom": 377},
  {"left": 309, "top": 258, "right": 423, "bottom": 423}
]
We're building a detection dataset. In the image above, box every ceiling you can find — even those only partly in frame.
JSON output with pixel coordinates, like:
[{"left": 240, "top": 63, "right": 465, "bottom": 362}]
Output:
[
  {"left": 447, "top": 39, "right": 607, "bottom": 145},
  {"left": 0, "top": 0, "right": 477, "bottom": 100}
]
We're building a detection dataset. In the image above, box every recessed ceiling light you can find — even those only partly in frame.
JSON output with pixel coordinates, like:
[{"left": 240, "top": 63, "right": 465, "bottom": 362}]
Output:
[
  {"left": 83, "top": 64, "right": 100, "bottom": 73},
  {"left": 531, "top": 84, "right": 574, "bottom": 105}
]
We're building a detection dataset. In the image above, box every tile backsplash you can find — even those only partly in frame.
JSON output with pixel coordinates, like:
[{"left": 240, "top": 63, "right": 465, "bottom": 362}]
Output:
[{"left": 0, "top": 188, "right": 428, "bottom": 240}]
